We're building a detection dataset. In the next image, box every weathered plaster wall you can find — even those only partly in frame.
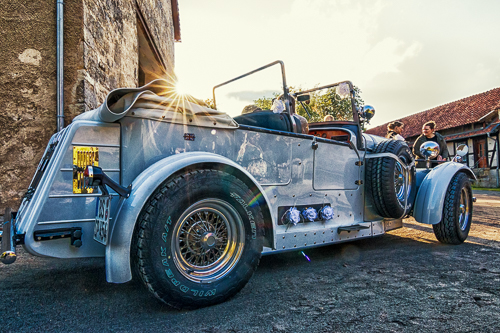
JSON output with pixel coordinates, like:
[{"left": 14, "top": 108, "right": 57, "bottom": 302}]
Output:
[
  {"left": 0, "top": 1, "right": 82, "bottom": 212},
  {"left": 1, "top": 0, "right": 175, "bottom": 213}
]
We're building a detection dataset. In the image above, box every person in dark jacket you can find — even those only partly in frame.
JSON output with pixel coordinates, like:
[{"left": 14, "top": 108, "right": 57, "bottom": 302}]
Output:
[
  {"left": 386, "top": 121, "right": 405, "bottom": 141},
  {"left": 413, "top": 120, "right": 449, "bottom": 167}
]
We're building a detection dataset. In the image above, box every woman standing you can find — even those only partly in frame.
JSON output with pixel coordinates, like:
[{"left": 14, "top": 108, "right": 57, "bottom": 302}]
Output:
[
  {"left": 413, "top": 120, "right": 449, "bottom": 167},
  {"left": 386, "top": 121, "right": 405, "bottom": 141}
]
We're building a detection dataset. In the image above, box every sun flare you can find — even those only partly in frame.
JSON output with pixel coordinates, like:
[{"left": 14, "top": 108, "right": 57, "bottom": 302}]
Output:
[{"left": 174, "top": 78, "right": 190, "bottom": 96}]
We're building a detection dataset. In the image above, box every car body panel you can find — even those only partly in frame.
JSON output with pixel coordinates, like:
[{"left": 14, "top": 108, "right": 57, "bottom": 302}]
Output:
[
  {"left": 413, "top": 163, "right": 477, "bottom": 224},
  {"left": 105, "top": 151, "right": 274, "bottom": 283},
  {"left": 17, "top": 121, "right": 120, "bottom": 259}
]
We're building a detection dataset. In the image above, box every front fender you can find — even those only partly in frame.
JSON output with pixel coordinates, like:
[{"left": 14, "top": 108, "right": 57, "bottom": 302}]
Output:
[
  {"left": 413, "top": 162, "right": 476, "bottom": 224},
  {"left": 105, "top": 152, "right": 273, "bottom": 283}
]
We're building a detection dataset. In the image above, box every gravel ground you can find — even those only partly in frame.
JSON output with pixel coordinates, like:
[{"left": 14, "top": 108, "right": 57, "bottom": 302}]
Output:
[{"left": 1, "top": 190, "right": 500, "bottom": 332}]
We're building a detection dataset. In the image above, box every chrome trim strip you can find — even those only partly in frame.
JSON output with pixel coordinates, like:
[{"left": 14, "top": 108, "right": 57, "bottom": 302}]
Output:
[
  {"left": 59, "top": 168, "right": 121, "bottom": 172},
  {"left": 48, "top": 193, "right": 120, "bottom": 198},
  {"left": 38, "top": 218, "right": 112, "bottom": 225},
  {"left": 71, "top": 143, "right": 120, "bottom": 148}
]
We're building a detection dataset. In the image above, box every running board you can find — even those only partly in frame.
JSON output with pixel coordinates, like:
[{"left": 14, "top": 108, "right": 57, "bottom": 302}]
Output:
[{"left": 337, "top": 224, "right": 370, "bottom": 234}]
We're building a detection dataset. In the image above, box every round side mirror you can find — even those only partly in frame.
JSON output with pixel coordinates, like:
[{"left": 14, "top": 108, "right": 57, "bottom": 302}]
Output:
[
  {"left": 420, "top": 141, "right": 440, "bottom": 159},
  {"left": 297, "top": 94, "right": 310, "bottom": 103},
  {"left": 361, "top": 105, "right": 375, "bottom": 121},
  {"left": 456, "top": 144, "right": 468, "bottom": 157}
]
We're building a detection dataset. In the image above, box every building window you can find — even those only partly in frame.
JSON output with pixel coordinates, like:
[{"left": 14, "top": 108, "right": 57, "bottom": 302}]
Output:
[{"left": 137, "top": 11, "right": 166, "bottom": 86}]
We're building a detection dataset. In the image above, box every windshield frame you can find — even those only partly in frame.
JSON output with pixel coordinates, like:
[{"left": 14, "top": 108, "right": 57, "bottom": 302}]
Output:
[{"left": 212, "top": 60, "right": 290, "bottom": 113}]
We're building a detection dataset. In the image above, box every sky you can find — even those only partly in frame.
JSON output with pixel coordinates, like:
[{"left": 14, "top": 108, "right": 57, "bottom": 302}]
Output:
[{"left": 174, "top": 0, "right": 500, "bottom": 128}]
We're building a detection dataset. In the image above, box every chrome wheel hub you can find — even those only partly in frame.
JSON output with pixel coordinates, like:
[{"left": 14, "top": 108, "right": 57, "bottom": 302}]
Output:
[
  {"left": 394, "top": 160, "right": 412, "bottom": 206},
  {"left": 201, "top": 232, "right": 218, "bottom": 250},
  {"left": 459, "top": 188, "right": 470, "bottom": 231},
  {"left": 396, "top": 174, "right": 404, "bottom": 186},
  {"left": 172, "top": 199, "right": 245, "bottom": 283}
]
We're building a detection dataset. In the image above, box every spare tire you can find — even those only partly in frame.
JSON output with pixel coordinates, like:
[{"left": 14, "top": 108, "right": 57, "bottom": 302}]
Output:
[{"left": 366, "top": 140, "right": 416, "bottom": 218}]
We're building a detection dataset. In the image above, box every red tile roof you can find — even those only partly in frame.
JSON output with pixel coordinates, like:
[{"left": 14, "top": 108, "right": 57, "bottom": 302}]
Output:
[
  {"left": 444, "top": 119, "right": 500, "bottom": 141},
  {"left": 365, "top": 87, "right": 500, "bottom": 139}
]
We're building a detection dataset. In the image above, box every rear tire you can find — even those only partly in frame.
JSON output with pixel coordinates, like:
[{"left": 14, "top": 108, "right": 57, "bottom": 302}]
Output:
[
  {"left": 433, "top": 172, "right": 472, "bottom": 244},
  {"left": 366, "top": 140, "right": 416, "bottom": 218},
  {"left": 132, "top": 169, "right": 264, "bottom": 309}
]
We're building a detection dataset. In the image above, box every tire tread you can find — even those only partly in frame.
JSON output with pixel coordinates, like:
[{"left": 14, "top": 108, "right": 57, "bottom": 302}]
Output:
[
  {"left": 433, "top": 172, "right": 472, "bottom": 245},
  {"left": 132, "top": 169, "right": 264, "bottom": 309}
]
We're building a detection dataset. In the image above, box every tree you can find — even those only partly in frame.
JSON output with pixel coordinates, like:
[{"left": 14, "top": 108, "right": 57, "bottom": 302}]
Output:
[{"left": 204, "top": 98, "right": 216, "bottom": 109}]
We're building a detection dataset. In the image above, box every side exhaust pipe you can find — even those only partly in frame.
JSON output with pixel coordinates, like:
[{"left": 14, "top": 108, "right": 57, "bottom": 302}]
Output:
[{"left": 1, "top": 208, "right": 17, "bottom": 264}]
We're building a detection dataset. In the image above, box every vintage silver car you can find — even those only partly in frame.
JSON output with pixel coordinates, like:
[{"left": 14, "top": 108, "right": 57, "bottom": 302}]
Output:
[{"left": 1, "top": 61, "right": 475, "bottom": 309}]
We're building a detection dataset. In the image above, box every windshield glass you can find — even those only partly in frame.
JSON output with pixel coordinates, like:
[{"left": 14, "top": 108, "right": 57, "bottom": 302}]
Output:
[
  {"left": 213, "top": 64, "right": 284, "bottom": 118},
  {"left": 213, "top": 63, "right": 357, "bottom": 123},
  {"left": 295, "top": 82, "right": 355, "bottom": 123}
]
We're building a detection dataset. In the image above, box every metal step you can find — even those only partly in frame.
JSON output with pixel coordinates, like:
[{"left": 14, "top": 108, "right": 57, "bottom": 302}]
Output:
[
  {"left": 337, "top": 224, "right": 370, "bottom": 234},
  {"left": 33, "top": 227, "right": 83, "bottom": 247}
]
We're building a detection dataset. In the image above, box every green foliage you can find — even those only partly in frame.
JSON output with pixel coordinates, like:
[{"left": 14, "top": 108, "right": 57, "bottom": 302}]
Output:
[
  {"left": 254, "top": 93, "right": 279, "bottom": 110},
  {"left": 204, "top": 98, "right": 216, "bottom": 109}
]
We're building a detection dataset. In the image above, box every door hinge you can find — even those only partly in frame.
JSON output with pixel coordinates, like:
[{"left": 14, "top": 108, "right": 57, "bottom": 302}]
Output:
[
  {"left": 355, "top": 180, "right": 363, "bottom": 185},
  {"left": 355, "top": 161, "right": 363, "bottom": 166},
  {"left": 311, "top": 139, "right": 318, "bottom": 150}
]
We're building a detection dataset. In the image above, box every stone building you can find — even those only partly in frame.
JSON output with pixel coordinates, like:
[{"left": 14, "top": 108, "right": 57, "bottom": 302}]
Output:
[
  {"left": 366, "top": 88, "right": 500, "bottom": 188},
  {"left": 0, "top": 0, "right": 180, "bottom": 213}
]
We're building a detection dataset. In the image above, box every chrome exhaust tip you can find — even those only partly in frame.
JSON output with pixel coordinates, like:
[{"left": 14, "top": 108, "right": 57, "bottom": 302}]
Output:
[
  {"left": 0, "top": 251, "right": 16, "bottom": 264},
  {"left": 1, "top": 208, "right": 17, "bottom": 265}
]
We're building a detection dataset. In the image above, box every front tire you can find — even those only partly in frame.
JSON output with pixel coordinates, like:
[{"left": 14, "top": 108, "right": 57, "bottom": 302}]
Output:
[
  {"left": 433, "top": 172, "right": 473, "bottom": 244},
  {"left": 133, "top": 169, "right": 264, "bottom": 309}
]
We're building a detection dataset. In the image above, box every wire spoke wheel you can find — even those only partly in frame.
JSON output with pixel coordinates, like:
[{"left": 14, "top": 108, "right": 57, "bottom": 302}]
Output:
[
  {"left": 173, "top": 199, "right": 245, "bottom": 283},
  {"left": 458, "top": 187, "right": 471, "bottom": 231},
  {"left": 394, "top": 158, "right": 413, "bottom": 206},
  {"left": 132, "top": 169, "right": 264, "bottom": 309},
  {"left": 394, "top": 161, "right": 405, "bottom": 202}
]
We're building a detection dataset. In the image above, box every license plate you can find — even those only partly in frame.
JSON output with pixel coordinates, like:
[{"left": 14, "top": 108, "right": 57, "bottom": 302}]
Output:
[{"left": 94, "top": 195, "right": 112, "bottom": 245}]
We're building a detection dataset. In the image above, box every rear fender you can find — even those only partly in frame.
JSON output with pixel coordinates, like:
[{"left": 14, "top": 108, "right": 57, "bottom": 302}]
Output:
[
  {"left": 413, "top": 162, "right": 476, "bottom": 224},
  {"left": 105, "top": 152, "right": 273, "bottom": 283}
]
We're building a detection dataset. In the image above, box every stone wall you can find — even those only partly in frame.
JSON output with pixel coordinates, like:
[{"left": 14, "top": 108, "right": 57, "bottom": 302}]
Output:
[
  {"left": 82, "top": 0, "right": 138, "bottom": 111},
  {"left": 137, "top": 0, "right": 175, "bottom": 73},
  {"left": 0, "top": 0, "right": 175, "bottom": 213},
  {"left": 473, "top": 168, "right": 500, "bottom": 188},
  {"left": 81, "top": 0, "right": 175, "bottom": 111}
]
